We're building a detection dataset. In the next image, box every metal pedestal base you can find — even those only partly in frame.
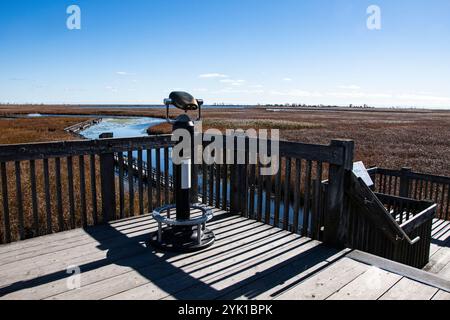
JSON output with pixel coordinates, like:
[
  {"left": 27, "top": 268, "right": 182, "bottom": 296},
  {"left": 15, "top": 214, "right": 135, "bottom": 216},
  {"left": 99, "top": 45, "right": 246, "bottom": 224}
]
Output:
[
  {"left": 149, "top": 204, "right": 215, "bottom": 253},
  {"left": 150, "top": 226, "right": 215, "bottom": 252}
]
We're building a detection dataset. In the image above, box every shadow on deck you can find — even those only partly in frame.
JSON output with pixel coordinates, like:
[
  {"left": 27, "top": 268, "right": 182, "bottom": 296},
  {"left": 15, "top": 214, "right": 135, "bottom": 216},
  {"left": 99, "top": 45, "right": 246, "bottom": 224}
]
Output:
[
  {"left": 1, "top": 210, "right": 450, "bottom": 300},
  {"left": 0, "top": 210, "right": 341, "bottom": 300}
]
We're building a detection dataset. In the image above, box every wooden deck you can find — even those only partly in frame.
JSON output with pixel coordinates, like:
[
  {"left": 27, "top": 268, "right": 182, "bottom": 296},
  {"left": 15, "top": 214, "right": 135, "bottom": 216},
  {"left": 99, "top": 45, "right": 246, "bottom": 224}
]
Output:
[
  {"left": 0, "top": 209, "right": 449, "bottom": 300},
  {"left": 424, "top": 219, "right": 450, "bottom": 278}
]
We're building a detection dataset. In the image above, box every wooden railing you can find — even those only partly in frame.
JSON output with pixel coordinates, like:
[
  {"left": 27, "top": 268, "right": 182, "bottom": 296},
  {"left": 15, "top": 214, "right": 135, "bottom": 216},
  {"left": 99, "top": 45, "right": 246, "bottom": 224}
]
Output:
[
  {"left": 0, "top": 135, "right": 175, "bottom": 243},
  {"left": 346, "top": 174, "right": 436, "bottom": 268},
  {"left": 0, "top": 134, "right": 353, "bottom": 247},
  {"left": 197, "top": 137, "right": 354, "bottom": 246},
  {"left": 368, "top": 167, "right": 450, "bottom": 220}
]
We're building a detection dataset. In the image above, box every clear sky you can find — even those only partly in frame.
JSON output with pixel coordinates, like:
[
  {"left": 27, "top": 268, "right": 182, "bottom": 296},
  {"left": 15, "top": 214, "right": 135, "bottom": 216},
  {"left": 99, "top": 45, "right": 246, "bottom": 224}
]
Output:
[{"left": 1, "top": 0, "right": 449, "bottom": 108}]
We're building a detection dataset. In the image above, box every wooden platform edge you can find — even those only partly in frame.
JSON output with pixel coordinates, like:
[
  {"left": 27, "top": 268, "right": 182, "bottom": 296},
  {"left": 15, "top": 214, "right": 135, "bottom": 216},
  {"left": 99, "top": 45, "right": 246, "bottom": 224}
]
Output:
[{"left": 347, "top": 250, "right": 450, "bottom": 293}]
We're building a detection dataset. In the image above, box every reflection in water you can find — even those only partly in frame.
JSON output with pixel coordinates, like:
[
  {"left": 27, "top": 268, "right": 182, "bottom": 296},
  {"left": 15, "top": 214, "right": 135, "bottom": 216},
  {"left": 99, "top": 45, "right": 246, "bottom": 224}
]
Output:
[{"left": 81, "top": 117, "right": 165, "bottom": 139}]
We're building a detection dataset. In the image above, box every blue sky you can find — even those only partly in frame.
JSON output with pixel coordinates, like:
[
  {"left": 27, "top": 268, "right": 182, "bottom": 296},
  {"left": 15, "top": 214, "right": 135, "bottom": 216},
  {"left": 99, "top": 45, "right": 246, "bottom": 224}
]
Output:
[{"left": 1, "top": 0, "right": 449, "bottom": 108}]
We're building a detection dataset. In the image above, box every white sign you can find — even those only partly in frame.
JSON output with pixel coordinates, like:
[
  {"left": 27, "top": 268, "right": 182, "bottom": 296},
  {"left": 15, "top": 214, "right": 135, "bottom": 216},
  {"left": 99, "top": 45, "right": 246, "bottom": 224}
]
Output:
[
  {"left": 181, "top": 158, "right": 191, "bottom": 190},
  {"left": 352, "top": 161, "right": 374, "bottom": 187}
]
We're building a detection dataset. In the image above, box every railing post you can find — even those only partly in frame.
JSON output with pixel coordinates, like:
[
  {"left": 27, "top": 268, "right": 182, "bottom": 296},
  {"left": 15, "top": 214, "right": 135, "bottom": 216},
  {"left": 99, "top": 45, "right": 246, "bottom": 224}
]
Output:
[
  {"left": 323, "top": 139, "right": 354, "bottom": 248},
  {"left": 399, "top": 167, "right": 412, "bottom": 198},
  {"left": 229, "top": 141, "right": 239, "bottom": 214},
  {"left": 99, "top": 133, "right": 116, "bottom": 222}
]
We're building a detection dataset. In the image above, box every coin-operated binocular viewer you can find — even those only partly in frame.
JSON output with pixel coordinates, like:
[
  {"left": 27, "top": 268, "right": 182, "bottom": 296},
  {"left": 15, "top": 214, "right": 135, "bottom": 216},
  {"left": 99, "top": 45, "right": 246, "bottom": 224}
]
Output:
[{"left": 150, "top": 91, "right": 215, "bottom": 252}]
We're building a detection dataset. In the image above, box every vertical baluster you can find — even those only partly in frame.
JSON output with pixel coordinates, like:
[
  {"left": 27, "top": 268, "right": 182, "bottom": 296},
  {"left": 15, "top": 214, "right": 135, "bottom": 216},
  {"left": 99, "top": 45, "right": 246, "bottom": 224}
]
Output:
[
  {"left": 312, "top": 161, "right": 323, "bottom": 239},
  {"left": 413, "top": 179, "right": 419, "bottom": 199},
  {"left": 221, "top": 144, "right": 228, "bottom": 211},
  {"left": 1, "top": 162, "right": 11, "bottom": 243},
  {"left": 264, "top": 171, "right": 272, "bottom": 225},
  {"left": 377, "top": 173, "right": 382, "bottom": 193},
  {"left": 138, "top": 149, "right": 144, "bottom": 215},
  {"left": 382, "top": 174, "right": 387, "bottom": 194},
  {"left": 208, "top": 165, "right": 214, "bottom": 207},
  {"left": 156, "top": 148, "right": 161, "bottom": 207},
  {"left": 215, "top": 163, "right": 221, "bottom": 208},
  {"left": 30, "top": 160, "right": 39, "bottom": 235},
  {"left": 293, "top": 158, "right": 302, "bottom": 234},
  {"left": 66, "top": 156, "right": 75, "bottom": 229},
  {"left": 147, "top": 149, "right": 153, "bottom": 212},
  {"left": 221, "top": 164, "right": 228, "bottom": 211},
  {"left": 438, "top": 183, "right": 445, "bottom": 219},
  {"left": 418, "top": 179, "right": 424, "bottom": 199},
  {"left": 302, "top": 160, "right": 312, "bottom": 237},
  {"left": 202, "top": 161, "right": 207, "bottom": 204},
  {"left": 248, "top": 162, "right": 256, "bottom": 219},
  {"left": 117, "top": 152, "right": 125, "bottom": 218},
  {"left": 445, "top": 184, "right": 450, "bottom": 221},
  {"left": 42, "top": 159, "right": 52, "bottom": 234},
  {"left": 428, "top": 181, "right": 433, "bottom": 200},
  {"left": 14, "top": 161, "right": 25, "bottom": 239},
  {"left": 79, "top": 155, "right": 87, "bottom": 227},
  {"left": 90, "top": 154, "right": 98, "bottom": 224},
  {"left": 55, "top": 157, "right": 64, "bottom": 231},
  {"left": 164, "top": 147, "right": 169, "bottom": 205},
  {"left": 423, "top": 180, "right": 429, "bottom": 199},
  {"left": 283, "top": 157, "right": 291, "bottom": 231},
  {"left": 387, "top": 175, "right": 393, "bottom": 195},
  {"left": 127, "top": 151, "right": 135, "bottom": 216},
  {"left": 256, "top": 164, "right": 263, "bottom": 222},
  {"left": 274, "top": 157, "right": 282, "bottom": 227},
  {"left": 434, "top": 183, "right": 440, "bottom": 207}
]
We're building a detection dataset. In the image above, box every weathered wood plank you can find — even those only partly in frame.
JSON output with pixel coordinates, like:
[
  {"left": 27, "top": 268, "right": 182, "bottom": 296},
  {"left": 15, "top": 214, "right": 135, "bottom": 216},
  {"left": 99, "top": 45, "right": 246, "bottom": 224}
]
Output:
[
  {"left": 275, "top": 257, "right": 367, "bottom": 300},
  {"left": 79, "top": 155, "right": 88, "bottom": 227},
  {"left": 327, "top": 266, "right": 401, "bottom": 300},
  {"left": 29, "top": 160, "right": 39, "bottom": 236},
  {"left": 282, "top": 157, "right": 291, "bottom": 230},
  {"left": 14, "top": 161, "right": 25, "bottom": 239},
  {"left": 89, "top": 154, "right": 98, "bottom": 225},
  {"left": 0, "top": 162, "right": 11, "bottom": 243},
  {"left": 127, "top": 151, "right": 135, "bottom": 216},
  {"left": 432, "top": 290, "right": 450, "bottom": 300},
  {"left": 348, "top": 250, "right": 450, "bottom": 292},
  {"left": 54, "top": 157, "right": 64, "bottom": 231},
  {"left": 66, "top": 157, "right": 76, "bottom": 229},
  {"left": 379, "top": 277, "right": 438, "bottom": 300},
  {"left": 137, "top": 149, "right": 144, "bottom": 215}
]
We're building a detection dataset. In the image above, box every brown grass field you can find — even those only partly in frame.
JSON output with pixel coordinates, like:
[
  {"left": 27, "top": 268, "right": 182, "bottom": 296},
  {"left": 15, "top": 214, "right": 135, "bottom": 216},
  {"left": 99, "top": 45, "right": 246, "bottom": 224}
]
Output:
[{"left": 1, "top": 105, "right": 449, "bottom": 176}]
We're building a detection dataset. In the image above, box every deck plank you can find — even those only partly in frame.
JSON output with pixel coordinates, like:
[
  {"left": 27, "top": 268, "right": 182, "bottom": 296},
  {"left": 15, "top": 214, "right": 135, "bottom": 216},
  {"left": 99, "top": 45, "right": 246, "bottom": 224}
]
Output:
[
  {"left": 274, "top": 258, "right": 368, "bottom": 300},
  {"left": 327, "top": 266, "right": 401, "bottom": 300},
  {"left": 432, "top": 290, "right": 450, "bottom": 300},
  {"left": 379, "top": 277, "right": 438, "bottom": 300}
]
